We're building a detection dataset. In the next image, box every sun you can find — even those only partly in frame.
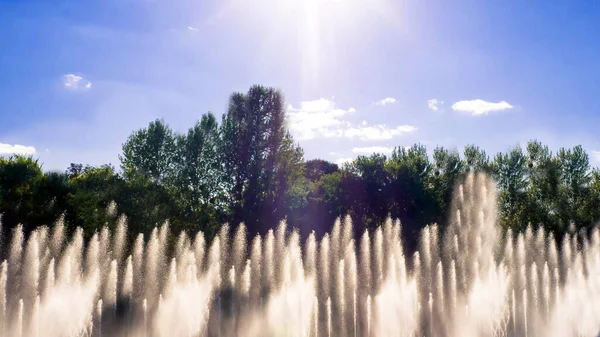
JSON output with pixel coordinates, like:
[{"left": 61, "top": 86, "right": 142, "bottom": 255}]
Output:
[{"left": 206, "top": 0, "right": 398, "bottom": 94}]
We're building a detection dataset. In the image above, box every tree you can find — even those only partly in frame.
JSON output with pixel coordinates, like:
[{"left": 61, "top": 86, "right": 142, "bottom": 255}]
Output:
[
  {"left": 35, "top": 171, "right": 70, "bottom": 227},
  {"left": 173, "top": 113, "right": 229, "bottom": 224},
  {"left": 463, "top": 144, "right": 491, "bottom": 173},
  {"left": 220, "top": 85, "right": 305, "bottom": 235},
  {"left": 0, "top": 156, "right": 45, "bottom": 239},
  {"left": 348, "top": 154, "right": 390, "bottom": 230},
  {"left": 430, "top": 146, "right": 464, "bottom": 224},
  {"left": 386, "top": 144, "right": 437, "bottom": 251},
  {"left": 555, "top": 145, "right": 594, "bottom": 231},
  {"left": 116, "top": 171, "right": 180, "bottom": 237},
  {"left": 304, "top": 159, "right": 339, "bottom": 182},
  {"left": 492, "top": 146, "right": 528, "bottom": 230},
  {"left": 65, "top": 164, "right": 122, "bottom": 237},
  {"left": 4, "top": 84, "right": 600, "bottom": 258},
  {"left": 120, "top": 119, "right": 177, "bottom": 184},
  {"left": 520, "top": 141, "right": 560, "bottom": 231}
]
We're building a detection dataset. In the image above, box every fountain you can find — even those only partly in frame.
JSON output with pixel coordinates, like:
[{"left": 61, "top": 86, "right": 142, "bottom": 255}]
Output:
[{"left": 0, "top": 172, "right": 599, "bottom": 336}]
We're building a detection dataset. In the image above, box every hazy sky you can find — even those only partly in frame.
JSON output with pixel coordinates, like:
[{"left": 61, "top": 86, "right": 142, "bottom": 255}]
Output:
[{"left": 2, "top": 0, "right": 600, "bottom": 171}]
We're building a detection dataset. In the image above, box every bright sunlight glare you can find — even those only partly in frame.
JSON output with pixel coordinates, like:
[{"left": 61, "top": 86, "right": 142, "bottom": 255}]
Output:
[{"left": 206, "top": 0, "right": 401, "bottom": 95}]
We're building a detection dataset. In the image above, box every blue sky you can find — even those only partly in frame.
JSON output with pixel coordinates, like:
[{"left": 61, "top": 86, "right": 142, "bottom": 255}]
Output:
[{"left": 2, "top": 0, "right": 600, "bottom": 171}]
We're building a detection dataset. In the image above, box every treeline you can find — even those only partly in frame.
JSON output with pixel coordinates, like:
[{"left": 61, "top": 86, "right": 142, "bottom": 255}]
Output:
[{"left": 1, "top": 85, "right": 600, "bottom": 253}]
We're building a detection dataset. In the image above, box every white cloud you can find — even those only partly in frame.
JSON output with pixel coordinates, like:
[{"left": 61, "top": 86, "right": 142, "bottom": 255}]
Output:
[
  {"left": 374, "top": 97, "right": 398, "bottom": 106},
  {"left": 335, "top": 157, "right": 354, "bottom": 166},
  {"left": 63, "top": 74, "right": 92, "bottom": 90},
  {"left": 451, "top": 99, "right": 513, "bottom": 116},
  {"left": 352, "top": 146, "right": 395, "bottom": 155},
  {"left": 592, "top": 151, "right": 600, "bottom": 162},
  {"left": 287, "top": 98, "right": 355, "bottom": 140},
  {"left": 428, "top": 98, "right": 443, "bottom": 111},
  {"left": 187, "top": 26, "right": 199, "bottom": 31},
  {"left": 0, "top": 143, "right": 36, "bottom": 155},
  {"left": 344, "top": 124, "right": 416, "bottom": 141},
  {"left": 291, "top": 98, "right": 334, "bottom": 112},
  {"left": 288, "top": 98, "right": 415, "bottom": 141}
]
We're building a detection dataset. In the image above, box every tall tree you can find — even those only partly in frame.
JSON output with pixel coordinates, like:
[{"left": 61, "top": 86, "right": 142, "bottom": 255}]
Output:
[
  {"left": 349, "top": 154, "right": 390, "bottom": 229},
  {"left": 220, "top": 85, "right": 304, "bottom": 234},
  {"left": 172, "top": 113, "right": 229, "bottom": 232},
  {"left": 521, "top": 140, "right": 560, "bottom": 230},
  {"left": 386, "top": 144, "right": 436, "bottom": 251},
  {"left": 120, "top": 119, "right": 177, "bottom": 184},
  {"left": 430, "top": 146, "right": 464, "bottom": 224},
  {"left": 555, "top": 145, "right": 594, "bottom": 231},
  {"left": 463, "top": 144, "right": 491, "bottom": 172},
  {"left": 492, "top": 145, "right": 528, "bottom": 230},
  {"left": 176, "top": 114, "right": 227, "bottom": 209}
]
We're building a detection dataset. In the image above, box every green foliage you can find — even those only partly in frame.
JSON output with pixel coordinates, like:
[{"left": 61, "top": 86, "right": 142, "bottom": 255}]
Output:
[
  {"left": 463, "top": 144, "right": 491, "bottom": 172},
  {"left": 66, "top": 164, "right": 122, "bottom": 237},
  {"left": 1, "top": 86, "right": 600, "bottom": 255},
  {"left": 220, "top": 85, "right": 305, "bottom": 234},
  {"left": 173, "top": 113, "right": 229, "bottom": 218},
  {"left": 519, "top": 141, "right": 559, "bottom": 231},
  {"left": 430, "top": 147, "right": 463, "bottom": 222},
  {"left": 0, "top": 156, "right": 57, "bottom": 237},
  {"left": 304, "top": 159, "right": 339, "bottom": 181},
  {"left": 555, "top": 145, "right": 594, "bottom": 230},
  {"left": 348, "top": 154, "right": 389, "bottom": 228},
  {"left": 120, "top": 119, "right": 177, "bottom": 184},
  {"left": 115, "top": 171, "right": 180, "bottom": 237},
  {"left": 492, "top": 145, "right": 528, "bottom": 230}
]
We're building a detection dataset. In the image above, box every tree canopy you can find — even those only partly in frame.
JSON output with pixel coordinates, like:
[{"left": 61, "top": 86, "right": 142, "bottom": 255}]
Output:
[{"left": 1, "top": 85, "right": 600, "bottom": 255}]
